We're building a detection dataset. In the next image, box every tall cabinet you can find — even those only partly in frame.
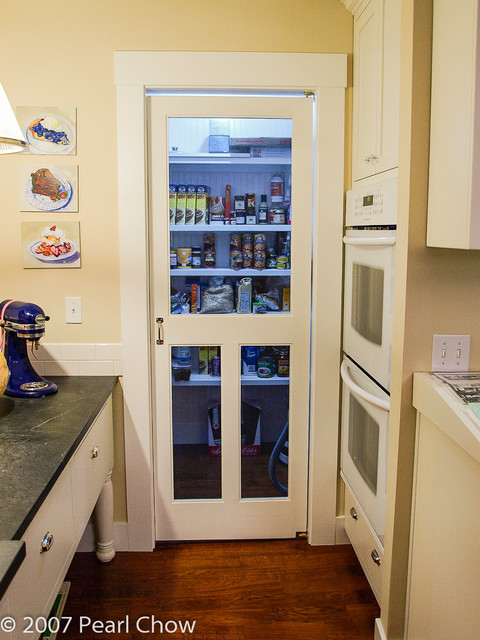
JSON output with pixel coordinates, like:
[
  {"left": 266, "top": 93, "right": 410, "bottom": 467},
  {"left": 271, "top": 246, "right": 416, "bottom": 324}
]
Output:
[
  {"left": 348, "top": 0, "right": 401, "bottom": 183},
  {"left": 342, "top": 0, "right": 401, "bottom": 612}
]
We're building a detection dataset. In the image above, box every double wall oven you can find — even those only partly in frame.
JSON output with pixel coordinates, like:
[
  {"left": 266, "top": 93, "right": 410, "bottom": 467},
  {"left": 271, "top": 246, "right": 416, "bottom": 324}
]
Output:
[{"left": 340, "top": 177, "right": 397, "bottom": 547}]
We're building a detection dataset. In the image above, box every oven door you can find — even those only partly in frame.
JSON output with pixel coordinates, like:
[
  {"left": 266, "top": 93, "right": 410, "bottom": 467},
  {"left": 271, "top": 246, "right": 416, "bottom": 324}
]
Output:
[
  {"left": 343, "top": 228, "right": 395, "bottom": 391},
  {"left": 340, "top": 356, "right": 389, "bottom": 544}
]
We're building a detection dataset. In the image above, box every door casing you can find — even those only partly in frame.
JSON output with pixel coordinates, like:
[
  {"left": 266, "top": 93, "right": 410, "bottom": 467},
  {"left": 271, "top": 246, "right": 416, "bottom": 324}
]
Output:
[{"left": 114, "top": 51, "right": 347, "bottom": 550}]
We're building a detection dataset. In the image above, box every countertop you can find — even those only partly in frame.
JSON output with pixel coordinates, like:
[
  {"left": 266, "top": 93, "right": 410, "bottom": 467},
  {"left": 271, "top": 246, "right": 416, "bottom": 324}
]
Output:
[
  {"left": 413, "top": 372, "right": 480, "bottom": 464},
  {"left": 0, "top": 376, "right": 117, "bottom": 599}
]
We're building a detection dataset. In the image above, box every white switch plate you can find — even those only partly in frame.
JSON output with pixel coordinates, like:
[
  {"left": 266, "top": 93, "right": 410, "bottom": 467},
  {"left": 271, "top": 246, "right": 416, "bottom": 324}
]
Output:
[
  {"left": 431, "top": 334, "right": 470, "bottom": 371},
  {"left": 66, "top": 296, "right": 82, "bottom": 324}
]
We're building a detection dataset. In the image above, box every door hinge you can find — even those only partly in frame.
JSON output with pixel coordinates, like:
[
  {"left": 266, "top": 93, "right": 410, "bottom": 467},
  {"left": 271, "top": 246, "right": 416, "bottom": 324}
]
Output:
[
  {"left": 296, "top": 531, "right": 308, "bottom": 539},
  {"left": 304, "top": 90, "right": 315, "bottom": 101}
]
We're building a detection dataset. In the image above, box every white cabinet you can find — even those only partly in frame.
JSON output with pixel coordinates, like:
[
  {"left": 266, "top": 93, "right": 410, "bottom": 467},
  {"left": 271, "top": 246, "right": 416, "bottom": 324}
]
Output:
[
  {"left": 5, "top": 397, "right": 114, "bottom": 640},
  {"left": 349, "top": 0, "right": 401, "bottom": 182},
  {"left": 409, "top": 373, "right": 480, "bottom": 639},
  {"left": 427, "top": 0, "right": 480, "bottom": 249}
]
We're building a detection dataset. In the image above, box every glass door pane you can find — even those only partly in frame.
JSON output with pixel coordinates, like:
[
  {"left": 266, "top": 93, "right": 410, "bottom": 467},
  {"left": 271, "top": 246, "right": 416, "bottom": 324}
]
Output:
[
  {"left": 240, "top": 345, "right": 290, "bottom": 498},
  {"left": 172, "top": 345, "right": 222, "bottom": 500},
  {"left": 169, "top": 117, "right": 292, "bottom": 317}
]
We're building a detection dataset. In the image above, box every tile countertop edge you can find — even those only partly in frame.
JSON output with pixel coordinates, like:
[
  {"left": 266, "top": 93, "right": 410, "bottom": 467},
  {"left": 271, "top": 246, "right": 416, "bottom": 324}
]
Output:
[
  {"left": 12, "top": 376, "right": 118, "bottom": 541},
  {"left": 0, "top": 375, "right": 117, "bottom": 601}
]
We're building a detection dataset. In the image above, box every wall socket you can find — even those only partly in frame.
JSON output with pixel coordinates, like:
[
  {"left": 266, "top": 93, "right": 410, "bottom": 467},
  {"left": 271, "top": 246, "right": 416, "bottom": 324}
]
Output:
[
  {"left": 66, "top": 296, "right": 82, "bottom": 324},
  {"left": 431, "top": 334, "right": 470, "bottom": 371}
]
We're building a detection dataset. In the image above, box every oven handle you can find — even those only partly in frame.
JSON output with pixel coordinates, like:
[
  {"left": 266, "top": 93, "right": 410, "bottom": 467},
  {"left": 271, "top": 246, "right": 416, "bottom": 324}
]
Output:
[
  {"left": 343, "top": 236, "right": 396, "bottom": 247},
  {"left": 340, "top": 360, "right": 391, "bottom": 412}
]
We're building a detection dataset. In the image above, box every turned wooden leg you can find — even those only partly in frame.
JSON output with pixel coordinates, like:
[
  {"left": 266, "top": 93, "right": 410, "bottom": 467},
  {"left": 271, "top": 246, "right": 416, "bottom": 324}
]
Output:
[{"left": 93, "top": 470, "right": 115, "bottom": 562}]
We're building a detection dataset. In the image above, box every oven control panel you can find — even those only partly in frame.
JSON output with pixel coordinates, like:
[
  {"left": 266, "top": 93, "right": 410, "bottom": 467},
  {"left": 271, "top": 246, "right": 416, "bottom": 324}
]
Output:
[{"left": 346, "top": 177, "right": 398, "bottom": 227}]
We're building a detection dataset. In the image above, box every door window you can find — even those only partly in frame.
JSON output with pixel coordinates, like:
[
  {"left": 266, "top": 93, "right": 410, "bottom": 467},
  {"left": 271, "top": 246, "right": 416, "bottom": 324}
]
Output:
[
  {"left": 348, "top": 395, "right": 379, "bottom": 494},
  {"left": 351, "top": 263, "right": 384, "bottom": 345}
]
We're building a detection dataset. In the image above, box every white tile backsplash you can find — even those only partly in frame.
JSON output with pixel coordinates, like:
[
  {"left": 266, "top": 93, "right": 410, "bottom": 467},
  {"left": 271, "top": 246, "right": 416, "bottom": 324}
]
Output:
[{"left": 33, "top": 343, "right": 122, "bottom": 376}]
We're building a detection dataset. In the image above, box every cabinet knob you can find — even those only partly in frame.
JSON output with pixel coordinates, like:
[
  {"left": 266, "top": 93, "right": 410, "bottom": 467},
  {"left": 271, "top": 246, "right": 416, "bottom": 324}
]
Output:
[
  {"left": 349, "top": 507, "right": 358, "bottom": 520},
  {"left": 371, "top": 549, "right": 381, "bottom": 566},
  {"left": 91, "top": 446, "right": 100, "bottom": 459},
  {"left": 40, "top": 531, "right": 54, "bottom": 553}
]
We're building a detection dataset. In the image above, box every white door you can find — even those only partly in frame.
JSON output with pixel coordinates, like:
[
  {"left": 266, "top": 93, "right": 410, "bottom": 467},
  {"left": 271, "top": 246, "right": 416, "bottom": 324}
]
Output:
[{"left": 149, "top": 95, "right": 314, "bottom": 541}]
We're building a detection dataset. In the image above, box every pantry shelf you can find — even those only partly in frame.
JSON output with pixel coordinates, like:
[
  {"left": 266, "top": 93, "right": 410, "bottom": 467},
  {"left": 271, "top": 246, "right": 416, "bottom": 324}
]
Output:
[
  {"left": 169, "top": 153, "right": 291, "bottom": 166},
  {"left": 172, "top": 373, "right": 289, "bottom": 386},
  {"left": 171, "top": 268, "right": 291, "bottom": 277},
  {"left": 170, "top": 224, "right": 291, "bottom": 233}
]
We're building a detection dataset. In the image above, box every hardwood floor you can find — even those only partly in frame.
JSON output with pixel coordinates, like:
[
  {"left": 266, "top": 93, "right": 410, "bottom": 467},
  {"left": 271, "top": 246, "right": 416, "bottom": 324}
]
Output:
[{"left": 62, "top": 540, "right": 379, "bottom": 639}]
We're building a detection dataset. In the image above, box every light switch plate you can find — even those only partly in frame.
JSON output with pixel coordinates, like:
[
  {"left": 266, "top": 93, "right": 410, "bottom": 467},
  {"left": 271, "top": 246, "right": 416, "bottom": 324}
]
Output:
[{"left": 431, "top": 334, "right": 470, "bottom": 371}]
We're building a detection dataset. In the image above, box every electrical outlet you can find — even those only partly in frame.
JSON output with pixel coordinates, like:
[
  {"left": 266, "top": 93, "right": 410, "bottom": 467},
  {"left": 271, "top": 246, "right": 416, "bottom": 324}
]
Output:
[
  {"left": 66, "top": 297, "right": 82, "bottom": 324},
  {"left": 431, "top": 334, "right": 470, "bottom": 371}
]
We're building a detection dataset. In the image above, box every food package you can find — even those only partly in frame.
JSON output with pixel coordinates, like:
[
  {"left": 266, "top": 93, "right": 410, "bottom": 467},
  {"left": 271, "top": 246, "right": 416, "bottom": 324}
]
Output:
[
  {"left": 169, "top": 185, "right": 177, "bottom": 224},
  {"left": 200, "top": 277, "right": 234, "bottom": 314},
  {"left": 236, "top": 277, "right": 252, "bottom": 313},
  {"left": 209, "top": 196, "right": 225, "bottom": 224},
  {"left": 176, "top": 185, "right": 187, "bottom": 224},
  {"left": 185, "top": 186, "right": 196, "bottom": 225},
  {"left": 195, "top": 185, "right": 208, "bottom": 224},
  {"left": 199, "top": 346, "right": 209, "bottom": 375}
]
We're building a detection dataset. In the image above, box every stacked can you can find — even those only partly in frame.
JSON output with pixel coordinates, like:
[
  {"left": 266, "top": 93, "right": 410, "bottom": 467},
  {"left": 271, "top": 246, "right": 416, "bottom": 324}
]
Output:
[
  {"left": 242, "top": 233, "right": 253, "bottom": 268},
  {"left": 254, "top": 233, "right": 266, "bottom": 270},
  {"left": 230, "top": 233, "right": 242, "bottom": 270},
  {"left": 204, "top": 233, "right": 216, "bottom": 268}
]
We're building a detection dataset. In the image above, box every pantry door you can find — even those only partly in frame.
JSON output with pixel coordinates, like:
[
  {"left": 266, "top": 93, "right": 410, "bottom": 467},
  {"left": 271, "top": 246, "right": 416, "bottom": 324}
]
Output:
[{"left": 149, "top": 95, "right": 313, "bottom": 541}]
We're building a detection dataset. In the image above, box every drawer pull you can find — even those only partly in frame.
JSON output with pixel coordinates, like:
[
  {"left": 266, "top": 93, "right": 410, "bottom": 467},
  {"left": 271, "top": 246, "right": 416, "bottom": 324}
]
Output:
[
  {"left": 349, "top": 507, "right": 358, "bottom": 521},
  {"left": 91, "top": 446, "right": 99, "bottom": 459},
  {"left": 371, "top": 549, "right": 381, "bottom": 566},
  {"left": 40, "top": 532, "right": 54, "bottom": 553}
]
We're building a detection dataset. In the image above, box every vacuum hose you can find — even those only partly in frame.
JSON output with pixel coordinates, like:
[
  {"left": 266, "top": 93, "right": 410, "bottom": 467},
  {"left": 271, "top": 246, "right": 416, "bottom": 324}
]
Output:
[{"left": 268, "top": 421, "right": 289, "bottom": 496}]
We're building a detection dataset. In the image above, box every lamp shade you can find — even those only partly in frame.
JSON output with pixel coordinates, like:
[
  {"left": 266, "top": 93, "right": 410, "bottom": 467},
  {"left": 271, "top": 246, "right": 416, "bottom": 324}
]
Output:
[{"left": 0, "top": 82, "right": 26, "bottom": 154}]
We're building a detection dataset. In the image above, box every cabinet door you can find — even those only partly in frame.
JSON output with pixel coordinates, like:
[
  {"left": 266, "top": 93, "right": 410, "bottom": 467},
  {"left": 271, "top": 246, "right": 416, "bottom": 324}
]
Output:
[
  {"left": 352, "top": 0, "right": 400, "bottom": 181},
  {"left": 149, "top": 96, "right": 312, "bottom": 541},
  {"left": 353, "top": 0, "right": 382, "bottom": 181}
]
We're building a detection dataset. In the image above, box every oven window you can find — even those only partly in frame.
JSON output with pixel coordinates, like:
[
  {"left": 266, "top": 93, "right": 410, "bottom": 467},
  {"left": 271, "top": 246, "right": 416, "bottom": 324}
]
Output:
[
  {"left": 351, "top": 263, "right": 384, "bottom": 346},
  {"left": 348, "top": 395, "right": 379, "bottom": 495}
]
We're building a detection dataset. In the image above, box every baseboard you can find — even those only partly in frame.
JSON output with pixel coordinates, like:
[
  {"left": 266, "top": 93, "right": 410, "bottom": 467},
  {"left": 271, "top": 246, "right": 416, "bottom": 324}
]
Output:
[
  {"left": 374, "top": 618, "right": 387, "bottom": 640},
  {"left": 335, "top": 515, "right": 350, "bottom": 544},
  {"left": 77, "top": 522, "right": 129, "bottom": 552}
]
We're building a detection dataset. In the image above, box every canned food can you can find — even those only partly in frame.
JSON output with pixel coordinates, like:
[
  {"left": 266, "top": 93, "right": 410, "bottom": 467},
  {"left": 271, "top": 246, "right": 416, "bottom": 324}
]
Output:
[
  {"left": 230, "top": 233, "right": 241, "bottom": 251},
  {"left": 204, "top": 251, "right": 216, "bottom": 268},
  {"left": 254, "top": 233, "right": 266, "bottom": 251},
  {"left": 230, "top": 250, "right": 243, "bottom": 270},
  {"left": 243, "top": 251, "right": 253, "bottom": 269},
  {"left": 257, "top": 356, "right": 275, "bottom": 378},
  {"left": 254, "top": 251, "right": 266, "bottom": 270},
  {"left": 177, "top": 247, "right": 192, "bottom": 268},
  {"left": 276, "top": 255, "right": 289, "bottom": 269},
  {"left": 242, "top": 233, "right": 253, "bottom": 252},
  {"left": 211, "top": 356, "right": 221, "bottom": 377}
]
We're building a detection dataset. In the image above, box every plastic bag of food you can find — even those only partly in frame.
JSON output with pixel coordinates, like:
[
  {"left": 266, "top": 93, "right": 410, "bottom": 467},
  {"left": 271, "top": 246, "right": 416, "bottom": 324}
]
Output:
[
  {"left": 200, "top": 277, "right": 234, "bottom": 314},
  {"left": 253, "top": 277, "right": 288, "bottom": 311}
]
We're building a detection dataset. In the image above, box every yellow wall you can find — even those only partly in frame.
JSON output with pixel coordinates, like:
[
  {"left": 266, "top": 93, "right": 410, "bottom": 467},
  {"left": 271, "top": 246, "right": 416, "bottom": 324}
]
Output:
[{"left": 0, "top": 0, "right": 352, "bottom": 343}]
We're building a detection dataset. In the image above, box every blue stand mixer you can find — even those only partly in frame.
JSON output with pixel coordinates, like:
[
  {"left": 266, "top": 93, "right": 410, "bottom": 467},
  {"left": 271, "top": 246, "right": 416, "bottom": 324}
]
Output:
[{"left": 0, "top": 299, "right": 57, "bottom": 398}]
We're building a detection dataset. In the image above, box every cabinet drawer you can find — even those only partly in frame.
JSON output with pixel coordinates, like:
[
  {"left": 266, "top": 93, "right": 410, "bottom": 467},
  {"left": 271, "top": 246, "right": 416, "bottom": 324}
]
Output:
[
  {"left": 71, "top": 398, "right": 113, "bottom": 536},
  {"left": 9, "top": 467, "right": 75, "bottom": 636},
  {"left": 344, "top": 483, "right": 383, "bottom": 604}
]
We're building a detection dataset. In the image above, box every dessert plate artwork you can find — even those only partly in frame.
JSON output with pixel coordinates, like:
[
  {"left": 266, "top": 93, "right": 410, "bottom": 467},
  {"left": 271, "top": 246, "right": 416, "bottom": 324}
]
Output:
[
  {"left": 20, "top": 164, "right": 78, "bottom": 212},
  {"left": 16, "top": 107, "right": 77, "bottom": 155}
]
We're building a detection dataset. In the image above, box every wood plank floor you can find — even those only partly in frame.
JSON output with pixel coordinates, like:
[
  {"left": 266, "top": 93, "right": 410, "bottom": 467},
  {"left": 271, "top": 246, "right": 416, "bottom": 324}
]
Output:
[{"left": 62, "top": 540, "right": 379, "bottom": 639}]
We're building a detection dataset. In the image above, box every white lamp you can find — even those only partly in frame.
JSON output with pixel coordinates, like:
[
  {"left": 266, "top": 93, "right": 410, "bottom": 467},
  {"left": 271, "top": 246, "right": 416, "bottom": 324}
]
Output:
[{"left": 0, "top": 81, "right": 26, "bottom": 154}]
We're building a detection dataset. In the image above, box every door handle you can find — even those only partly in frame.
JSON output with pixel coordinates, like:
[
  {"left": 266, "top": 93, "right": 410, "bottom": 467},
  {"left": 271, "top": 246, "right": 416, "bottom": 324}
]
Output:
[
  {"left": 343, "top": 236, "right": 396, "bottom": 247},
  {"left": 156, "top": 317, "right": 164, "bottom": 345},
  {"left": 340, "top": 360, "right": 390, "bottom": 412}
]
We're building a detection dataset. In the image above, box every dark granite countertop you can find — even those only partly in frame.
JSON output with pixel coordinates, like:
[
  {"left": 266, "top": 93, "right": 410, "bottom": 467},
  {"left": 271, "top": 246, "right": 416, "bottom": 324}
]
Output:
[{"left": 0, "top": 376, "right": 117, "bottom": 598}]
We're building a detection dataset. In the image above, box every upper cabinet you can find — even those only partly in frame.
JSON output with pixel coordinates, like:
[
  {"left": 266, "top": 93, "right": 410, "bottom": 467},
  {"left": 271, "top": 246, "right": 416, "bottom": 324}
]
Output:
[
  {"left": 427, "top": 0, "right": 480, "bottom": 249},
  {"left": 345, "top": 0, "right": 401, "bottom": 183}
]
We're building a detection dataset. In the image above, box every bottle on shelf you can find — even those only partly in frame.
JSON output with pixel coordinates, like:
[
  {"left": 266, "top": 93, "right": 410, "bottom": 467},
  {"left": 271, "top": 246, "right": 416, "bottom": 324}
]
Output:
[{"left": 258, "top": 194, "right": 268, "bottom": 224}]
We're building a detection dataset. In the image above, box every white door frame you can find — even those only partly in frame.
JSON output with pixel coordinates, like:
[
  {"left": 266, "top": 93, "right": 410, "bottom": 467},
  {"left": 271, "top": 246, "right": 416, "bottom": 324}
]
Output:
[{"left": 114, "top": 51, "right": 346, "bottom": 550}]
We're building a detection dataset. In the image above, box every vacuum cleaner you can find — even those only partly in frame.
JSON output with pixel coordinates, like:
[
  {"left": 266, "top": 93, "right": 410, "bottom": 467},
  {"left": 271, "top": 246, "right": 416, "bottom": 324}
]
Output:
[
  {"left": 0, "top": 299, "right": 57, "bottom": 397},
  {"left": 268, "top": 421, "right": 289, "bottom": 496}
]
